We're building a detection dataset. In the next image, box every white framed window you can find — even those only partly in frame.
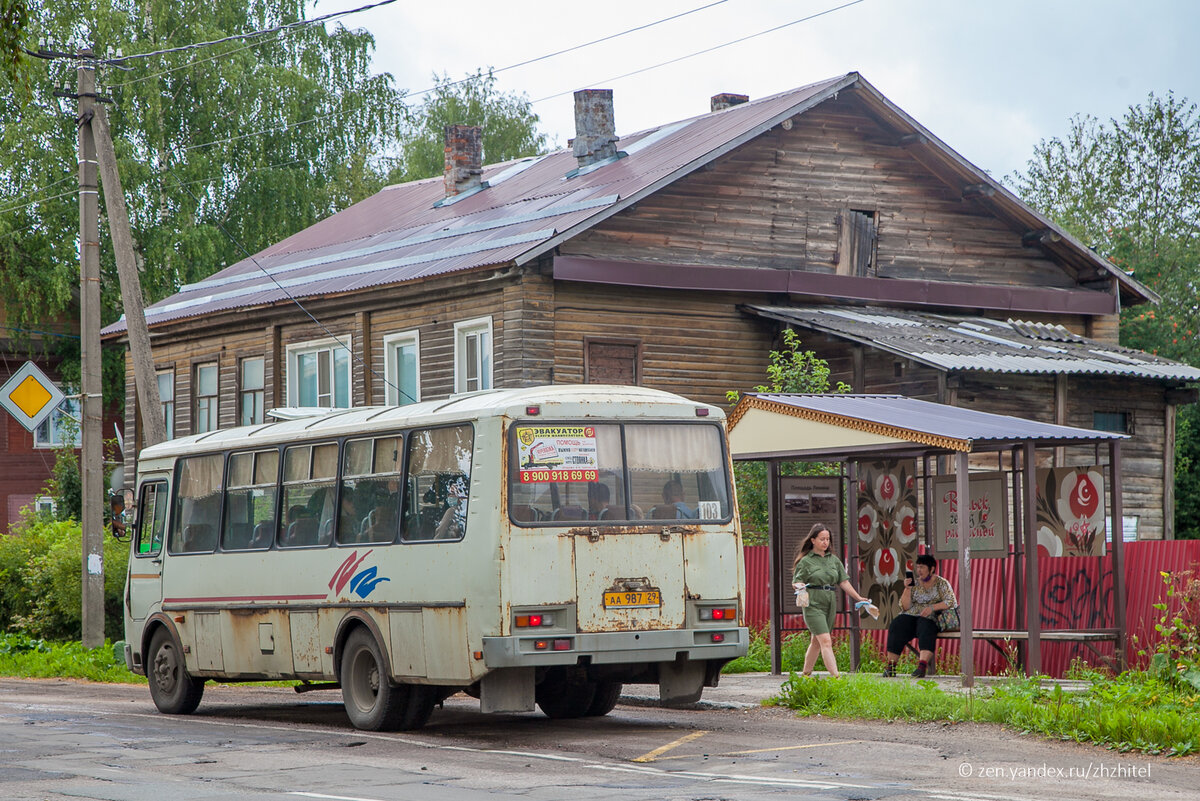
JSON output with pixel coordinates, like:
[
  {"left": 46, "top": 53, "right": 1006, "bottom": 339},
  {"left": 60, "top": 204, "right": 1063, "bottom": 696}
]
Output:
[
  {"left": 34, "top": 496, "right": 57, "bottom": 515},
  {"left": 157, "top": 370, "right": 175, "bottom": 439},
  {"left": 239, "top": 357, "right": 265, "bottom": 425},
  {"left": 33, "top": 393, "right": 81, "bottom": 448},
  {"left": 194, "top": 362, "right": 219, "bottom": 433},
  {"left": 286, "top": 337, "right": 352, "bottom": 408},
  {"left": 383, "top": 330, "right": 421, "bottom": 406},
  {"left": 454, "top": 317, "right": 492, "bottom": 394}
]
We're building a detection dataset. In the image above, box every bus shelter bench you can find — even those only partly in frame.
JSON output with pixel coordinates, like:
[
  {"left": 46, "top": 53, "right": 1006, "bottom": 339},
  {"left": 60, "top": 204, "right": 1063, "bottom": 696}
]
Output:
[{"left": 902, "top": 629, "right": 1121, "bottom": 673}]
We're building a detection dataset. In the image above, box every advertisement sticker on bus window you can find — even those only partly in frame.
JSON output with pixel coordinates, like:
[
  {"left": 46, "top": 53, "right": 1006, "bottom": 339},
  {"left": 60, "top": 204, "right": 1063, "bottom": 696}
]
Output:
[{"left": 517, "top": 426, "right": 598, "bottom": 483}]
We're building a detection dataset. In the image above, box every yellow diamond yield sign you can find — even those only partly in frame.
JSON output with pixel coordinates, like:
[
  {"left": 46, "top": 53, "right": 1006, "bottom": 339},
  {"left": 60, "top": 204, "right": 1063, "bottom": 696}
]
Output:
[{"left": 0, "top": 361, "right": 66, "bottom": 433}]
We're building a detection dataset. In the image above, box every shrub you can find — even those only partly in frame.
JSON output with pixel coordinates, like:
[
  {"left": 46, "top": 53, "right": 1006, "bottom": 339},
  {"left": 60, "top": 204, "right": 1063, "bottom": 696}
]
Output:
[{"left": 0, "top": 510, "right": 129, "bottom": 641}]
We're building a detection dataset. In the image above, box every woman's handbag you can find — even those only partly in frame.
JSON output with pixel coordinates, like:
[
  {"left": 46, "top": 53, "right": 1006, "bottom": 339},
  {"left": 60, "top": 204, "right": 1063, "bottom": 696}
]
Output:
[
  {"left": 793, "top": 583, "right": 810, "bottom": 608},
  {"left": 935, "top": 606, "right": 960, "bottom": 631}
]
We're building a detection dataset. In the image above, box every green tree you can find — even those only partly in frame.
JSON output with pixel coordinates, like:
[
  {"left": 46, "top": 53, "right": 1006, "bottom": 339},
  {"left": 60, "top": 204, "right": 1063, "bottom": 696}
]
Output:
[
  {"left": 0, "top": 0, "right": 27, "bottom": 85},
  {"left": 1010, "top": 92, "right": 1200, "bottom": 537},
  {"left": 0, "top": 0, "right": 404, "bottom": 379},
  {"left": 387, "top": 70, "right": 548, "bottom": 184},
  {"left": 728, "top": 329, "right": 851, "bottom": 543},
  {"left": 1009, "top": 92, "right": 1199, "bottom": 363}
]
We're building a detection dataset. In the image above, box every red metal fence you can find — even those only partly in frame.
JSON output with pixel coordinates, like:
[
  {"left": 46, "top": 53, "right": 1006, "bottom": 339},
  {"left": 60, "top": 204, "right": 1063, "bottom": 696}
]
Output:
[{"left": 743, "top": 540, "right": 1200, "bottom": 676}]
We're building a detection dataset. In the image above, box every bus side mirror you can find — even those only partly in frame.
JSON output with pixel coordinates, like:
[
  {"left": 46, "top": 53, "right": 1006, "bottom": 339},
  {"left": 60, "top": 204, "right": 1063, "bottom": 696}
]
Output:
[{"left": 110, "top": 487, "right": 136, "bottom": 541}]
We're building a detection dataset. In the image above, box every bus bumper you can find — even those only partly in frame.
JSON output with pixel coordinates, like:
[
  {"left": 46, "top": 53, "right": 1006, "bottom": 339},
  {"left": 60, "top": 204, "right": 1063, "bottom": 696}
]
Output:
[{"left": 481, "top": 626, "right": 748, "bottom": 668}]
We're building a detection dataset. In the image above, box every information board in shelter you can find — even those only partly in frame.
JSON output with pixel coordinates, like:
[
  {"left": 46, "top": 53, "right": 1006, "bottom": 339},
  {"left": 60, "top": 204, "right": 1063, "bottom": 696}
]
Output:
[
  {"left": 932, "top": 472, "right": 1010, "bottom": 557},
  {"left": 779, "top": 477, "right": 842, "bottom": 614},
  {"left": 516, "top": 426, "right": 599, "bottom": 483}
]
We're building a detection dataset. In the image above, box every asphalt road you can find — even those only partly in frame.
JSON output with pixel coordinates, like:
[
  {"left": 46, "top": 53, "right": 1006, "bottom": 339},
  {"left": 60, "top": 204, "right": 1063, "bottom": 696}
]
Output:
[{"left": 0, "top": 677, "right": 1193, "bottom": 800}]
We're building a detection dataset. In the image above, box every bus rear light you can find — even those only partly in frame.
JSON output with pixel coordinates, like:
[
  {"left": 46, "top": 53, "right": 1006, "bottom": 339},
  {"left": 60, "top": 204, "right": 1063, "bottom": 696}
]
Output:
[
  {"left": 526, "top": 405, "right": 540, "bottom": 416},
  {"left": 695, "top": 407, "right": 709, "bottom": 417},
  {"left": 699, "top": 607, "right": 736, "bottom": 621},
  {"left": 711, "top": 633, "right": 725, "bottom": 643},
  {"left": 553, "top": 639, "right": 572, "bottom": 651},
  {"left": 533, "top": 640, "right": 549, "bottom": 651},
  {"left": 515, "top": 613, "right": 553, "bottom": 627}
]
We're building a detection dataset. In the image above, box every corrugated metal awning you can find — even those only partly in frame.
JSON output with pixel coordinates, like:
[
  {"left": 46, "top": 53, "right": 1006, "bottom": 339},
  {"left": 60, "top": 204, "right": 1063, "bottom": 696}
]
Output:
[
  {"left": 727, "top": 393, "right": 1126, "bottom": 460},
  {"left": 746, "top": 304, "right": 1200, "bottom": 382}
]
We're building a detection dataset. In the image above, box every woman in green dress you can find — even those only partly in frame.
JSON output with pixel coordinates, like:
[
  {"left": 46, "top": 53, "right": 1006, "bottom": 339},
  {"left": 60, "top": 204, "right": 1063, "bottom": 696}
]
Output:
[{"left": 792, "top": 523, "right": 870, "bottom": 677}]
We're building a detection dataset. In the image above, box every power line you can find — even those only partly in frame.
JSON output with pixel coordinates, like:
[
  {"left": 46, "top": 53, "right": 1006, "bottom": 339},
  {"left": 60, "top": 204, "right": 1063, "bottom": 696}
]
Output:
[
  {"left": 24, "top": 0, "right": 398, "bottom": 66},
  {"left": 533, "top": 0, "right": 866, "bottom": 104},
  {"left": 170, "top": 180, "right": 410, "bottom": 403}
]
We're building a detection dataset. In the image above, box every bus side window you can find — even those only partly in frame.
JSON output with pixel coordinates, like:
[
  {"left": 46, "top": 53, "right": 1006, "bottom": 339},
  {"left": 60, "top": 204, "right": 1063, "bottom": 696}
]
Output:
[
  {"left": 279, "top": 443, "right": 337, "bottom": 548},
  {"left": 135, "top": 481, "right": 168, "bottom": 557},
  {"left": 169, "top": 454, "right": 223, "bottom": 554},
  {"left": 401, "top": 425, "right": 474, "bottom": 542}
]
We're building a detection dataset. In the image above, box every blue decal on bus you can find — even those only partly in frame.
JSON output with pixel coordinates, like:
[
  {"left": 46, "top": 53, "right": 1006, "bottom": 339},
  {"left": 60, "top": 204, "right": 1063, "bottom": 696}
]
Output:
[{"left": 349, "top": 566, "right": 390, "bottom": 598}]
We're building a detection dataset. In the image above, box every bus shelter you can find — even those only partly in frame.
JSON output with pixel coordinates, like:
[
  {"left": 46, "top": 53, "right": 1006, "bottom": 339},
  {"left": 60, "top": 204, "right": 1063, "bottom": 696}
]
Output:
[{"left": 726, "top": 393, "right": 1129, "bottom": 686}]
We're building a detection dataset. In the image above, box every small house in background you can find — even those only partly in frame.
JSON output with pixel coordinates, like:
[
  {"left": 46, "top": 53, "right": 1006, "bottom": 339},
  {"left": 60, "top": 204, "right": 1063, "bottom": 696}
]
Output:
[
  {"left": 0, "top": 311, "right": 79, "bottom": 532},
  {"left": 102, "top": 72, "right": 1200, "bottom": 540}
]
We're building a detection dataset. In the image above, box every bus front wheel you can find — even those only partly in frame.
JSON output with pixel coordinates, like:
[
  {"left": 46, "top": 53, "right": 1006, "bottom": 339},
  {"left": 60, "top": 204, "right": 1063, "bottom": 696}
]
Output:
[
  {"left": 340, "top": 629, "right": 436, "bottom": 731},
  {"left": 147, "top": 628, "right": 204, "bottom": 715}
]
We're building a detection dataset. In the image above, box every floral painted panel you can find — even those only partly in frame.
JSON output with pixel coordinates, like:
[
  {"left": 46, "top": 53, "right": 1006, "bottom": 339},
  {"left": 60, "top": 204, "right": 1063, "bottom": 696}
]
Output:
[
  {"left": 855, "top": 459, "right": 919, "bottom": 629},
  {"left": 1035, "top": 466, "right": 1106, "bottom": 557}
]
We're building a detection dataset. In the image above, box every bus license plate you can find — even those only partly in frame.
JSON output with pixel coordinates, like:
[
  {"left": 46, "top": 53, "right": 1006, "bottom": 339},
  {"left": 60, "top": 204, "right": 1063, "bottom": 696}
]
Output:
[{"left": 604, "top": 590, "right": 662, "bottom": 608}]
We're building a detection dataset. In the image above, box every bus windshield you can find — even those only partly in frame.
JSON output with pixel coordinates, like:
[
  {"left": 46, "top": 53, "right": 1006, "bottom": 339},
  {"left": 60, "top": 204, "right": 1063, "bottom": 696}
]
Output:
[{"left": 508, "top": 422, "right": 731, "bottom": 525}]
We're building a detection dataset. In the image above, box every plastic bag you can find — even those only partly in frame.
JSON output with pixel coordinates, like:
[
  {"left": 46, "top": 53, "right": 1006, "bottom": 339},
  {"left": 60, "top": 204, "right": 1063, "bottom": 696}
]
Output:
[{"left": 793, "top": 582, "right": 809, "bottom": 608}]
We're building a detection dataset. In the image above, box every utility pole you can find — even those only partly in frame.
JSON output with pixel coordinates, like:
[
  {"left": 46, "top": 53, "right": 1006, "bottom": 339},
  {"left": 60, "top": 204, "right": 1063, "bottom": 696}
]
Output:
[
  {"left": 77, "top": 53, "right": 105, "bottom": 649},
  {"left": 93, "top": 104, "right": 166, "bottom": 448}
]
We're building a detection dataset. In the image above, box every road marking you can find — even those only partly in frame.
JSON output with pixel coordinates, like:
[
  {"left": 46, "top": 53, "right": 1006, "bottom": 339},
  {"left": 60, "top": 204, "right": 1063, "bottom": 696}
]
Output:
[
  {"left": 0, "top": 699, "right": 876, "bottom": 793},
  {"left": 929, "top": 793, "right": 1038, "bottom": 801},
  {"left": 632, "top": 730, "right": 708, "bottom": 763},
  {"left": 651, "top": 738, "right": 863, "bottom": 761}
]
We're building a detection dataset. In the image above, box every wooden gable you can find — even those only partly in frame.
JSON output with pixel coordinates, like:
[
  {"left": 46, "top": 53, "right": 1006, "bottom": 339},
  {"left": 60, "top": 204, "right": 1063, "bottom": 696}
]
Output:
[{"left": 565, "top": 91, "right": 1081, "bottom": 294}]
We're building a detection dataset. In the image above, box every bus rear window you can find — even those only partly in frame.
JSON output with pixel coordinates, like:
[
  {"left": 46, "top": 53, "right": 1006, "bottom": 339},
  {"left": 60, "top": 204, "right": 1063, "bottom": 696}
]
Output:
[{"left": 508, "top": 423, "right": 730, "bottom": 525}]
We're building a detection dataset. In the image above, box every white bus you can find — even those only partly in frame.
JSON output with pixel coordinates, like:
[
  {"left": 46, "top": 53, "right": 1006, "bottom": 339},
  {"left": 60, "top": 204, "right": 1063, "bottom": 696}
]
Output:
[{"left": 123, "top": 385, "right": 747, "bottom": 730}]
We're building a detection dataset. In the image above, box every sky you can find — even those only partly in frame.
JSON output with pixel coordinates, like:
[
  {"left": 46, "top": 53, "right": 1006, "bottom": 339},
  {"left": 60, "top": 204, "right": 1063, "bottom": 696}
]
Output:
[{"left": 312, "top": 0, "right": 1198, "bottom": 182}]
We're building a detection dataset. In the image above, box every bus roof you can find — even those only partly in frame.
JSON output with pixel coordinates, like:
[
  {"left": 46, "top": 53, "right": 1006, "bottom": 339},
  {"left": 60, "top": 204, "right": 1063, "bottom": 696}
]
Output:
[{"left": 136, "top": 384, "right": 725, "bottom": 462}]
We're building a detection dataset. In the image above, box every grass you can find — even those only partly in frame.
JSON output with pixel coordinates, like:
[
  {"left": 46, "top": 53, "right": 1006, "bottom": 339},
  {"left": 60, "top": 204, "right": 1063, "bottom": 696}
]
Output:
[
  {"left": 0, "top": 633, "right": 144, "bottom": 683},
  {"left": 722, "top": 625, "right": 957, "bottom": 675},
  {"left": 773, "top": 670, "right": 1200, "bottom": 757}
]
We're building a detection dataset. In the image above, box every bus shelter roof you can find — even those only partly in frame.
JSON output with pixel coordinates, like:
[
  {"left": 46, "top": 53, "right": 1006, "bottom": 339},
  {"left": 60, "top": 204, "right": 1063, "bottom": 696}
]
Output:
[{"left": 727, "top": 393, "right": 1126, "bottom": 461}]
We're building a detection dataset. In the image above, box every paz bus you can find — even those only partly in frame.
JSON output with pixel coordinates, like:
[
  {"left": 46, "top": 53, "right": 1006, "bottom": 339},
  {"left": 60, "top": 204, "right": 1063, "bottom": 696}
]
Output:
[{"left": 122, "top": 384, "right": 747, "bottom": 730}]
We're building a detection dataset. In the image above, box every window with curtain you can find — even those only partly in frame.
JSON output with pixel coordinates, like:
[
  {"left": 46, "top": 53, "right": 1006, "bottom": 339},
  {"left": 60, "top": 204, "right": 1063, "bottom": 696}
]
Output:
[
  {"left": 239, "top": 357, "right": 265, "bottom": 425},
  {"left": 384, "top": 331, "right": 420, "bottom": 405},
  {"left": 287, "top": 339, "right": 351, "bottom": 408},
  {"left": 194, "top": 362, "right": 219, "bottom": 433},
  {"left": 454, "top": 317, "right": 492, "bottom": 393}
]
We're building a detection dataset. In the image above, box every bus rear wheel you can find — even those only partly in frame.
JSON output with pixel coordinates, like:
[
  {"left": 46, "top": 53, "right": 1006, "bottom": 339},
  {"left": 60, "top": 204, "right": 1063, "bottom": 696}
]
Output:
[
  {"left": 585, "top": 681, "right": 622, "bottom": 716},
  {"left": 340, "top": 629, "right": 435, "bottom": 731},
  {"left": 535, "top": 667, "right": 596, "bottom": 719},
  {"left": 147, "top": 628, "right": 204, "bottom": 715}
]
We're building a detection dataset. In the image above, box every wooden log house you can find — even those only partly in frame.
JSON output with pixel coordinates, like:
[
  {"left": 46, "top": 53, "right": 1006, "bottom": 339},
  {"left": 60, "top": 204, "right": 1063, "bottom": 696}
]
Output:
[{"left": 102, "top": 73, "right": 1200, "bottom": 540}]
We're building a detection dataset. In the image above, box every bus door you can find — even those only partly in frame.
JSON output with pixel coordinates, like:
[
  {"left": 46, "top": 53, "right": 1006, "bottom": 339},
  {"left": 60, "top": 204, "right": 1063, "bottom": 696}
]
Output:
[{"left": 128, "top": 479, "right": 169, "bottom": 620}]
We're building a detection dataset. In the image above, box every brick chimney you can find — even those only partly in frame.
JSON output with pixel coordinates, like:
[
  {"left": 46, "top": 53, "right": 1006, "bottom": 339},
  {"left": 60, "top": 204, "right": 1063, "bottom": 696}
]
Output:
[
  {"left": 444, "top": 124, "right": 483, "bottom": 198},
  {"left": 573, "top": 89, "right": 617, "bottom": 168},
  {"left": 710, "top": 93, "right": 749, "bottom": 112}
]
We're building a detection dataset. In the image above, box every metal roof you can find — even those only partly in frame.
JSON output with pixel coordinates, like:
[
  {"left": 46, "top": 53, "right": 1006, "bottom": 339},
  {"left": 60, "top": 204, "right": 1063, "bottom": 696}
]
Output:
[
  {"left": 746, "top": 304, "right": 1200, "bottom": 382},
  {"left": 103, "top": 74, "right": 855, "bottom": 336},
  {"left": 728, "top": 393, "right": 1126, "bottom": 457},
  {"left": 102, "top": 72, "right": 1150, "bottom": 337}
]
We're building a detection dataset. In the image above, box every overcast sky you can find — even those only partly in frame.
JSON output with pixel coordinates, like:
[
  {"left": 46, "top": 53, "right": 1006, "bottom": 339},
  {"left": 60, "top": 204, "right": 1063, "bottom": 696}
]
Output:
[{"left": 314, "top": 0, "right": 1198, "bottom": 182}]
